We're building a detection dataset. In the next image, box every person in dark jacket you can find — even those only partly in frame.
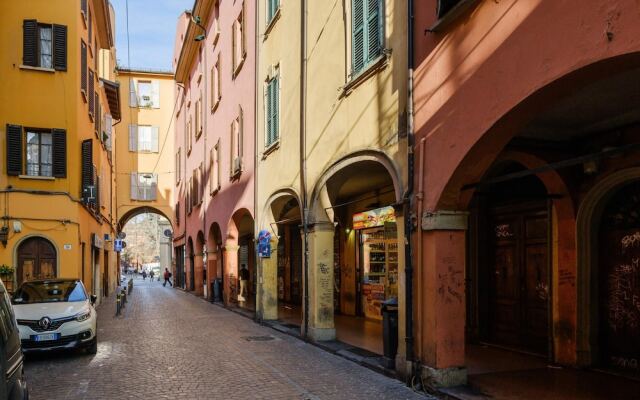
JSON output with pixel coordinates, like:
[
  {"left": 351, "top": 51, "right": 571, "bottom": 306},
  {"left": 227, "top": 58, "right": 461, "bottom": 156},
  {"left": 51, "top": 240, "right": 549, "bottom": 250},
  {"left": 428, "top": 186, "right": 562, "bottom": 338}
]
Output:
[{"left": 163, "top": 268, "right": 172, "bottom": 287}]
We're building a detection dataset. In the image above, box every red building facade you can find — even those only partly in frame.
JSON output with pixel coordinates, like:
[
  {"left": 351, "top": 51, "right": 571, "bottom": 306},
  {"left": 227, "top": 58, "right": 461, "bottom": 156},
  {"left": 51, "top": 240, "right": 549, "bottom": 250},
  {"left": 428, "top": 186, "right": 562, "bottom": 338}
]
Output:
[{"left": 413, "top": 0, "right": 640, "bottom": 386}]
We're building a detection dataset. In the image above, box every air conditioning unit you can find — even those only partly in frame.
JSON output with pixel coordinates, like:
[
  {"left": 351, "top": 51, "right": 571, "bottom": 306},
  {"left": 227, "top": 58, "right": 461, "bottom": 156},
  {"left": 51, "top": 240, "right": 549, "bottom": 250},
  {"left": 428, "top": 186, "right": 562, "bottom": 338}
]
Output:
[{"left": 233, "top": 157, "right": 243, "bottom": 174}]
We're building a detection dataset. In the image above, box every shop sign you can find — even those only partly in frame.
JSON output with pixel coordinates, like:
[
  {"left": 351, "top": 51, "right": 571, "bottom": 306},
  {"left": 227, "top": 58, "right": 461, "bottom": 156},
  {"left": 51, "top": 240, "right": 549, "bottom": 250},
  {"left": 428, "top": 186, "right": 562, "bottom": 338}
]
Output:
[
  {"left": 92, "top": 233, "right": 103, "bottom": 249},
  {"left": 352, "top": 206, "right": 396, "bottom": 230},
  {"left": 114, "top": 239, "right": 124, "bottom": 252},
  {"left": 258, "top": 230, "right": 271, "bottom": 258},
  {"left": 63, "top": 244, "right": 72, "bottom": 250}
]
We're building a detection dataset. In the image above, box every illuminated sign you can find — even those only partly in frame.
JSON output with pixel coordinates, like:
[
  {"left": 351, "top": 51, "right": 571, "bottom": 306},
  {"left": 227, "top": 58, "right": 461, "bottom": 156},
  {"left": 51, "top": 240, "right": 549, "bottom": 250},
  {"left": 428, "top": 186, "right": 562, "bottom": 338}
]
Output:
[{"left": 352, "top": 206, "right": 396, "bottom": 230}]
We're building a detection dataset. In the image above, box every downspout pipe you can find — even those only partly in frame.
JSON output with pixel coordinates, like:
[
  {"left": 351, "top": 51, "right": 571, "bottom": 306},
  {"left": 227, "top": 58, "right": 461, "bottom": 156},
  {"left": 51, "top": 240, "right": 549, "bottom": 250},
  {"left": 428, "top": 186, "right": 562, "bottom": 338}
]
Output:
[
  {"left": 404, "top": 0, "right": 416, "bottom": 378},
  {"left": 300, "top": 0, "right": 310, "bottom": 340}
]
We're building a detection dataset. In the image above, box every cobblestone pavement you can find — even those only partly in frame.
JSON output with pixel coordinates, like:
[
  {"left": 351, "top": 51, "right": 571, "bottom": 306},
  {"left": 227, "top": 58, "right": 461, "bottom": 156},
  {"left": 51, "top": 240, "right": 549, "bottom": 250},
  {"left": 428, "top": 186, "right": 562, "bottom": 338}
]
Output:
[{"left": 24, "top": 276, "right": 428, "bottom": 400}]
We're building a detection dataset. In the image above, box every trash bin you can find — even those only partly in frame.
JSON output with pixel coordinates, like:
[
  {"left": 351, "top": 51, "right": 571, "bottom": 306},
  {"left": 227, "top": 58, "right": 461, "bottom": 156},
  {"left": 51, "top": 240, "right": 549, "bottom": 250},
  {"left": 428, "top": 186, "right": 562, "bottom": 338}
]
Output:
[
  {"left": 381, "top": 297, "right": 398, "bottom": 369},
  {"left": 212, "top": 279, "right": 222, "bottom": 303}
]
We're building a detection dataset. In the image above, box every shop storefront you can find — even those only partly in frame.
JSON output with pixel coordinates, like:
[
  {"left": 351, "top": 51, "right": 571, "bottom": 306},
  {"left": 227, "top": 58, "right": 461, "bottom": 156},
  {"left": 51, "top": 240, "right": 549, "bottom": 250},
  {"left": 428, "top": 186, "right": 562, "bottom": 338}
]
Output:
[{"left": 353, "top": 206, "right": 398, "bottom": 320}]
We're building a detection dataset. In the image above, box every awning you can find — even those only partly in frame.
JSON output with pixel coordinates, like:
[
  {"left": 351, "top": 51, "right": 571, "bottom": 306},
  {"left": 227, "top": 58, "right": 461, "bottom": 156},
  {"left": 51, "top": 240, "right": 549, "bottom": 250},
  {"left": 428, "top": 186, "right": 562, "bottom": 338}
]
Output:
[{"left": 100, "top": 78, "right": 121, "bottom": 120}]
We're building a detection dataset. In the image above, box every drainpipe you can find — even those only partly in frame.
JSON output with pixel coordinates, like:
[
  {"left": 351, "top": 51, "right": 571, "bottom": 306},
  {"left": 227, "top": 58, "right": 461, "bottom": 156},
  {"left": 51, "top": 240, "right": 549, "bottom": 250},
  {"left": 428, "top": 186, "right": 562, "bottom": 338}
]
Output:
[
  {"left": 405, "top": 0, "right": 416, "bottom": 378},
  {"left": 300, "top": 0, "right": 309, "bottom": 340},
  {"left": 254, "top": 0, "right": 261, "bottom": 322}
]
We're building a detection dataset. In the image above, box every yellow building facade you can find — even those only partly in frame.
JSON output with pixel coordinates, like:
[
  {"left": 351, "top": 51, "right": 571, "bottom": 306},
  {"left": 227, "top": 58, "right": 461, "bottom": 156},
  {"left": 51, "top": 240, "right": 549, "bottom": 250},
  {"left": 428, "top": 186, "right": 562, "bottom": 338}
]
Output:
[
  {"left": 114, "top": 69, "right": 175, "bottom": 238},
  {"left": 256, "top": 0, "right": 409, "bottom": 371},
  {"left": 0, "top": 0, "right": 121, "bottom": 305}
]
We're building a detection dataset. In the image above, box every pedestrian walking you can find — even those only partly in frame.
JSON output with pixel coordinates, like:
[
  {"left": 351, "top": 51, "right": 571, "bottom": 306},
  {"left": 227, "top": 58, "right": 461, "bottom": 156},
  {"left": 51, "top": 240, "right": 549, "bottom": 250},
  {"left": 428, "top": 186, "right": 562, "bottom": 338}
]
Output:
[
  {"left": 163, "top": 268, "right": 173, "bottom": 287},
  {"left": 239, "top": 264, "right": 249, "bottom": 302},
  {"left": 142, "top": 270, "right": 147, "bottom": 280},
  {"left": 150, "top": 270, "right": 155, "bottom": 282}
]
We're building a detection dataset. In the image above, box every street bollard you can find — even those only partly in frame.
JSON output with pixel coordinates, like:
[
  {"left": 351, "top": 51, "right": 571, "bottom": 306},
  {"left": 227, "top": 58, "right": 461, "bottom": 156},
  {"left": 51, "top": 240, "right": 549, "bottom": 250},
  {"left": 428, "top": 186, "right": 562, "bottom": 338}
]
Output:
[{"left": 116, "top": 294, "right": 121, "bottom": 316}]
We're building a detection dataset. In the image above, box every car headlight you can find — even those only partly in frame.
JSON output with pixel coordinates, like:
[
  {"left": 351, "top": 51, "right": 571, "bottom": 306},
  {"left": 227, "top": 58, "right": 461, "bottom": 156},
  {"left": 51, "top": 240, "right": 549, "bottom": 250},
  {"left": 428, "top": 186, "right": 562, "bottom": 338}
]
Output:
[{"left": 76, "top": 309, "right": 92, "bottom": 322}]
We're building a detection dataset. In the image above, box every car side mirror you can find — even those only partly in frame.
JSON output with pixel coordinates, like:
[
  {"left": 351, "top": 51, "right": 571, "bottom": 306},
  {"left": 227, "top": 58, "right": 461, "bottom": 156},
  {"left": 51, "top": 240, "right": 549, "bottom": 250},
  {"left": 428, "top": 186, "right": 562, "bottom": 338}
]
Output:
[{"left": 90, "top": 295, "right": 97, "bottom": 305}]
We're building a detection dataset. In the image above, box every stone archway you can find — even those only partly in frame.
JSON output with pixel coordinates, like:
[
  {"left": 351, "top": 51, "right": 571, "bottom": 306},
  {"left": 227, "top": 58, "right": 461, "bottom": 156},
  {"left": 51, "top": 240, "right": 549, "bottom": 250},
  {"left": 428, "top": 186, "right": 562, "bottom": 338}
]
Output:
[
  {"left": 576, "top": 167, "right": 640, "bottom": 367},
  {"left": 207, "top": 222, "right": 224, "bottom": 301}
]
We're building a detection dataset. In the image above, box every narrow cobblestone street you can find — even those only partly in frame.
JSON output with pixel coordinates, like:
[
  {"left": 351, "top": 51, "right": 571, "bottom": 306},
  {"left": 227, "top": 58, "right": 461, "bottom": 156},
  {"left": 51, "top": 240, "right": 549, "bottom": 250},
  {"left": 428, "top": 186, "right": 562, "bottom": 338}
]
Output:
[{"left": 24, "top": 277, "right": 426, "bottom": 400}]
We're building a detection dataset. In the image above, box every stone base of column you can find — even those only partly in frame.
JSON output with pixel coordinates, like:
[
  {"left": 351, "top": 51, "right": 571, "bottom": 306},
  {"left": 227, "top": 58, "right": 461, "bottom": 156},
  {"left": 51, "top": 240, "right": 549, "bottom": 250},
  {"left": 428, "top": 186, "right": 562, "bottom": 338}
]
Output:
[
  {"left": 308, "top": 327, "right": 336, "bottom": 342},
  {"left": 421, "top": 365, "right": 467, "bottom": 388},
  {"left": 394, "top": 354, "right": 411, "bottom": 380}
]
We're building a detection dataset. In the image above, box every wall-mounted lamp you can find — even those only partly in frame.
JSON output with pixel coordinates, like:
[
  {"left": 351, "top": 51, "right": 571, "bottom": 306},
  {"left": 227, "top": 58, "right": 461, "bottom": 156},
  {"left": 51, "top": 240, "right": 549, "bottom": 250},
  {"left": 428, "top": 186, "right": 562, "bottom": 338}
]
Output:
[
  {"left": 195, "top": 34, "right": 205, "bottom": 42},
  {"left": 583, "top": 159, "right": 599, "bottom": 176}
]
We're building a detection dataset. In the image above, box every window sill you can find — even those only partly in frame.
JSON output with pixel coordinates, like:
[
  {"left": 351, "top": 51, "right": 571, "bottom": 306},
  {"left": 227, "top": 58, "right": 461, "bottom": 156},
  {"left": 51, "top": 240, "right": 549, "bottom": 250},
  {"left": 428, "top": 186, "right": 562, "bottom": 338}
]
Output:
[
  {"left": 19, "top": 65, "right": 55, "bottom": 73},
  {"left": 81, "top": 89, "right": 88, "bottom": 103},
  {"left": 341, "top": 53, "right": 390, "bottom": 98},
  {"left": 18, "top": 175, "right": 55, "bottom": 181},
  {"left": 229, "top": 170, "right": 242, "bottom": 181},
  {"left": 210, "top": 186, "right": 221, "bottom": 197},
  {"left": 261, "top": 141, "right": 280, "bottom": 159},
  {"left": 196, "top": 131, "right": 203, "bottom": 141},
  {"left": 264, "top": 9, "right": 282, "bottom": 38},
  {"left": 211, "top": 99, "right": 221, "bottom": 113}
]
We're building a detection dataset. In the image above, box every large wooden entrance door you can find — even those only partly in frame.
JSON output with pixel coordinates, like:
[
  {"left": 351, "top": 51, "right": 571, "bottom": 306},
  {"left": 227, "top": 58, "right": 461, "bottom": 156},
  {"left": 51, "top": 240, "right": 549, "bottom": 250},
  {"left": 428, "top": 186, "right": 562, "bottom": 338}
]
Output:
[
  {"left": 488, "top": 204, "right": 549, "bottom": 354},
  {"left": 17, "top": 237, "right": 57, "bottom": 285},
  {"left": 599, "top": 182, "right": 640, "bottom": 374}
]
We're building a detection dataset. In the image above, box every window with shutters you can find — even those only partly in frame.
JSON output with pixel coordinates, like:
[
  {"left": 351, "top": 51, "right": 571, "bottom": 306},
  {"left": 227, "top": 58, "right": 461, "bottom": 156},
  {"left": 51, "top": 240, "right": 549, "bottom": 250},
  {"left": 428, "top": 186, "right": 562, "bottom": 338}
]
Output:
[
  {"left": 81, "top": 0, "right": 88, "bottom": 24},
  {"left": 211, "top": 54, "right": 221, "bottom": 111},
  {"left": 187, "top": 177, "right": 193, "bottom": 215},
  {"left": 5, "top": 125, "right": 66, "bottom": 178},
  {"left": 187, "top": 115, "right": 193, "bottom": 154},
  {"left": 175, "top": 149, "right": 181, "bottom": 185},
  {"left": 351, "top": 0, "right": 384, "bottom": 76},
  {"left": 232, "top": 3, "right": 246, "bottom": 77},
  {"left": 265, "top": 67, "right": 280, "bottom": 148},
  {"left": 266, "top": 0, "right": 281, "bottom": 26},
  {"left": 81, "top": 40, "right": 88, "bottom": 97},
  {"left": 88, "top": 7, "right": 92, "bottom": 51},
  {"left": 22, "top": 21, "right": 67, "bottom": 71},
  {"left": 135, "top": 80, "right": 160, "bottom": 108},
  {"left": 195, "top": 96, "right": 203, "bottom": 139},
  {"left": 175, "top": 202, "right": 180, "bottom": 226},
  {"left": 231, "top": 106, "right": 243, "bottom": 177},
  {"left": 130, "top": 173, "right": 157, "bottom": 201},
  {"left": 81, "top": 139, "right": 94, "bottom": 203},
  {"left": 105, "top": 114, "right": 113, "bottom": 151},
  {"left": 88, "top": 70, "right": 95, "bottom": 119},
  {"left": 128, "top": 125, "right": 159, "bottom": 153},
  {"left": 95, "top": 93, "right": 101, "bottom": 138},
  {"left": 198, "top": 163, "right": 203, "bottom": 204},
  {"left": 210, "top": 140, "right": 221, "bottom": 195}
]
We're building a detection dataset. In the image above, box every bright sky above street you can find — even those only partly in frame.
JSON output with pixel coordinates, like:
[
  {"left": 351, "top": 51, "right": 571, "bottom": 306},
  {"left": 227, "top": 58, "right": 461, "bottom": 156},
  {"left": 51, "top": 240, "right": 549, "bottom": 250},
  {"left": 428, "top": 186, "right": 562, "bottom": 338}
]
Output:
[{"left": 112, "top": 0, "right": 192, "bottom": 71}]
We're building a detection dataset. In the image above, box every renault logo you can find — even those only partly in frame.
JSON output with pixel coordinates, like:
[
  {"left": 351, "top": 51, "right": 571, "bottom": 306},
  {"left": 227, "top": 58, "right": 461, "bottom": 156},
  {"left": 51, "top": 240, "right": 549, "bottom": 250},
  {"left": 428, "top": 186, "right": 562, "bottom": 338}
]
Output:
[{"left": 38, "top": 317, "right": 52, "bottom": 330}]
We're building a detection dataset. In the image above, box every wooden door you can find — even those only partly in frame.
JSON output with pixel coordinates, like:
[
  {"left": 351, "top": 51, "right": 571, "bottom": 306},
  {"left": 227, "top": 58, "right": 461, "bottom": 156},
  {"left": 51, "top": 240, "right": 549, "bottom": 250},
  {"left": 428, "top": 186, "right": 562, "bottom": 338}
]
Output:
[
  {"left": 17, "top": 237, "right": 57, "bottom": 285},
  {"left": 599, "top": 182, "right": 640, "bottom": 373},
  {"left": 488, "top": 205, "right": 549, "bottom": 354}
]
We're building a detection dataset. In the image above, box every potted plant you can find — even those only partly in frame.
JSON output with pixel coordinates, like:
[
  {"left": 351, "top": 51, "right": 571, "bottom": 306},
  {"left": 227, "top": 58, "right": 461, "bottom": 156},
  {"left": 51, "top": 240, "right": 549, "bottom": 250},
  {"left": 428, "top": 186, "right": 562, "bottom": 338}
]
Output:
[
  {"left": 0, "top": 264, "right": 13, "bottom": 276},
  {"left": 0, "top": 264, "right": 14, "bottom": 292}
]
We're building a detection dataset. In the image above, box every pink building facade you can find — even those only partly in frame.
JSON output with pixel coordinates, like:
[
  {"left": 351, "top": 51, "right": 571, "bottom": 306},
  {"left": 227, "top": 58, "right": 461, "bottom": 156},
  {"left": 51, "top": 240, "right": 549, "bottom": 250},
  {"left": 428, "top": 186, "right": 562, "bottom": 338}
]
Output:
[
  {"left": 172, "top": 0, "right": 255, "bottom": 307},
  {"left": 413, "top": 0, "right": 640, "bottom": 387}
]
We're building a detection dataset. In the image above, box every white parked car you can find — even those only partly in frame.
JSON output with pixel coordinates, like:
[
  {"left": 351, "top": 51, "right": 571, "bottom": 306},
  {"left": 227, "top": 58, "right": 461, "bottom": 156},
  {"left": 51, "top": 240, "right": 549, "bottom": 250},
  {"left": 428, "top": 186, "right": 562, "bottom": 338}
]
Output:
[{"left": 11, "top": 279, "right": 97, "bottom": 354}]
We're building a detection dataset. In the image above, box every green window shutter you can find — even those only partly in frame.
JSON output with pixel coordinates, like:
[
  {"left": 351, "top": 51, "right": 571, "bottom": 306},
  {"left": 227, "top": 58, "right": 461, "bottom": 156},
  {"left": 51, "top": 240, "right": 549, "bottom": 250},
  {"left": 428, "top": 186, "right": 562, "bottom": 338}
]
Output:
[
  {"left": 266, "top": 81, "right": 273, "bottom": 146},
  {"left": 351, "top": 0, "right": 365, "bottom": 74},
  {"left": 272, "top": 77, "right": 279, "bottom": 142},
  {"left": 23, "top": 20, "right": 38, "bottom": 67},
  {"left": 6, "top": 124, "right": 23, "bottom": 176},
  {"left": 366, "top": 0, "right": 382, "bottom": 61},
  {"left": 52, "top": 129, "right": 67, "bottom": 178},
  {"left": 52, "top": 24, "right": 67, "bottom": 71}
]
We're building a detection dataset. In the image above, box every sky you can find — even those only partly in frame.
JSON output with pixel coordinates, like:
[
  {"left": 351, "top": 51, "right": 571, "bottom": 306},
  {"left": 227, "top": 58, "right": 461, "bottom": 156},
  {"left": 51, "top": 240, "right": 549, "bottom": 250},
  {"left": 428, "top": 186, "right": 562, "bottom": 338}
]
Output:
[{"left": 112, "top": 0, "right": 193, "bottom": 71}]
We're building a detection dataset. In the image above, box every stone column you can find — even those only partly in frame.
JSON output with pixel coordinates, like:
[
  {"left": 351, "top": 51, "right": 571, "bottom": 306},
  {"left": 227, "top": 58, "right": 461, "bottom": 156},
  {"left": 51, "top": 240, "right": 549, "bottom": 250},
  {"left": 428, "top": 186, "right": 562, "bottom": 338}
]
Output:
[
  {"left": 193, "top": 253, "right": 204, "bottom": 296},
  {"left": 393, "top": 205, "right": 409, "bottom": 377},
  {"left": 304, "top": 222, "right": 336, "bottom": 341},
  {"left": 206, "top": 250, "right": 218, "bottom": 301},
  {"left": 223, "top": 241, "right": 239, "bottom": 305},
  {"left": 420, "top": 211, "right": 468, "bottom": 387},
  {"left": 258, "top": 236, "right": 279, "bottom": 321}
]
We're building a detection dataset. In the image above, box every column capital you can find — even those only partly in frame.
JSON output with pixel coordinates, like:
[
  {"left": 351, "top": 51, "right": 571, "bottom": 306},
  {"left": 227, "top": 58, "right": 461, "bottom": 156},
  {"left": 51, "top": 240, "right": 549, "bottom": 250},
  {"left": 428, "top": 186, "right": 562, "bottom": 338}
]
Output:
[{"left": 422, "top": 210, "right": 469, "bottom": 231}]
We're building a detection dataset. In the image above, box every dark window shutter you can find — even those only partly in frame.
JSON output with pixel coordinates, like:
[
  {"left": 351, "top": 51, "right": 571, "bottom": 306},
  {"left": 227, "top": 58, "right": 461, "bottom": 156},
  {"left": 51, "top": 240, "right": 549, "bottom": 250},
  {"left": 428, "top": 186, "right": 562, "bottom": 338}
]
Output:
[
  {"left": 88, "top": 8, "right": 92, "bottom": 44},
  {"left": 6, "top": 124, "right": 23, "bottom": 176},
  {"left": 95, "top": 93, "right": 100, "bottom": 135},
  {"left": 23, "top": 20, "right": 38, "bottom": 67},
  {"left": 81, "top": 40, "right": 87, "bottom": 93},
  {"left": 88, "top": 70, "right": 94, "bottom": 115},
  {"left": 52, "top": 129, "right": 67, "bottom": 178},
  {"left": 81, "top": 139, "right": 93, "bottom": 198},
  {"left": 52, "top": 24, "right": 67, "bottom": 71},
  {"left": 437, "top": 0, "right": 463, "bottom": 18},
  {"left": 95, "top": 175, "right": 100, "bottom": 212},
  {"left": 81, "top": 0, "right": 88, "bottom": 18}
]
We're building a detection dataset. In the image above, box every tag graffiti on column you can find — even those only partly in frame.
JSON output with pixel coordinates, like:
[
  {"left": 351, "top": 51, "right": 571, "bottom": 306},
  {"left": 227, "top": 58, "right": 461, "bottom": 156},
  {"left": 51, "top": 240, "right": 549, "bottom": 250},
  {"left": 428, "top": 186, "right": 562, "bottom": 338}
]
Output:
[
  {"left": 437, "top": 256, "right": 463, "bottom": 304},
  {"left": 318, "top": 249, "right": 333, "bottom": 322}
]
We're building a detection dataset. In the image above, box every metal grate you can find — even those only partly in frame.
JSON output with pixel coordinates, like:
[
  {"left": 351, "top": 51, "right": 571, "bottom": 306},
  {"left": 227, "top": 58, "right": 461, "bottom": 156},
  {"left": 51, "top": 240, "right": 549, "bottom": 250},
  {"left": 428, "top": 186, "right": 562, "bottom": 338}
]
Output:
[{"left": 243, "top": 336, "right": 275, "bottom": 342}]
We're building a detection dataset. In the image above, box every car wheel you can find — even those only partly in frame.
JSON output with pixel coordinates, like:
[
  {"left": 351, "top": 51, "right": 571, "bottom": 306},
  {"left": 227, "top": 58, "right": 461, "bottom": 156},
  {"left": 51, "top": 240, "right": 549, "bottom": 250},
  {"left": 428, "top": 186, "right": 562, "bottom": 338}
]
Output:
[{"left": 86, "top": 337, "right": 98, "bottom": 355}]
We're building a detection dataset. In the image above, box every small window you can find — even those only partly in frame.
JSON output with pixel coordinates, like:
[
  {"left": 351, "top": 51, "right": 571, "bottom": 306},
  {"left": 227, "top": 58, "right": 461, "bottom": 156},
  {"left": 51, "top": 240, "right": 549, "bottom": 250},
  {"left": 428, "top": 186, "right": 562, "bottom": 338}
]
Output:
[
  {"left": 135, "top": 80, "right": 160, "bottom": 108},
  {"left": 211, "top": 54, "right": 222, "bottom": 110},
  {"left": 230, "top": 106, "right": 243, "bottom": 176},
  {"left": 23, "top": 21, "right": 67, "bottom": 71},
  {"left": 128, "top": 125, "right": 159, "bottom": 153},
  {"left": 266, "top": 0, "right": 280, "bottom": 25},
  {"left": 26, "top": 131, "right": 53, "bottom": 177},
  {"left": 130, "top": 173, "right": 157, "bottom": 201},
  {"left": 232, "top": 3, "right": 246, "bottom": 76},
  {"left": 210, "top": 141, "right": 221, "bottom": 195},
  {"left": 175, "top": 149, "right": 181, "bottom": 184},
  {"left": 195, "top": 96, "right": 203, "bottom": 139},
  {"left": 265, "top": 69, "right": 280, "bottom": 147}
]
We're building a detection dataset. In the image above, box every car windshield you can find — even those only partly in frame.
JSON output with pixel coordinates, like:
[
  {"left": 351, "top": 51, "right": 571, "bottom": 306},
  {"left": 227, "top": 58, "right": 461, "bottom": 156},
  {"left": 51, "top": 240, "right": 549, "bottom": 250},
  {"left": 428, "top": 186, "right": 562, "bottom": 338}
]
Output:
[{"left": 12, "top": 281, "right": 87, "bottom": 304}]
